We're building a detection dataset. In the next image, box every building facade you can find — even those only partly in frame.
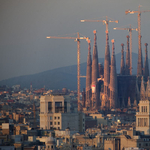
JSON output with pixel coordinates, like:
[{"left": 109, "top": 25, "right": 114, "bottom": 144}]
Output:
[
  {"left": 40, "top": 95, "right": 85, "bottom": 132},
  {"left": 136, "top": 99, "right": 150, "bottom": 135}
]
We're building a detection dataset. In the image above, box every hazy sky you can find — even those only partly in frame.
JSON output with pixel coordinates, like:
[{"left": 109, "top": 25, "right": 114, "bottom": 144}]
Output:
[{"left": 0, "top": 0, "right": 150, "bottom": 80}]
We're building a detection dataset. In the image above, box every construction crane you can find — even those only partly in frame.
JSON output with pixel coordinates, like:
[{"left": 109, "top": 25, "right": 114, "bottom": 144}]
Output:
[
  {"left": 47, "top": 33, "right": 89, "bottom": 112},
  {"left": 125, "top": 5, "right": 150, "bottom": 75},
  {"left": 114, "top": 25, "right": 138, "bottom": 75},
  {"left": 81, "top": 16, "right": 118, "bottom": 33}
]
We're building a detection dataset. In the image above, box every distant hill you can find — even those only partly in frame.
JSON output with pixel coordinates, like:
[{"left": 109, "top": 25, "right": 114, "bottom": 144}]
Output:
[{"left": 0, "top": 52, "right": 148, "bottom": 90}]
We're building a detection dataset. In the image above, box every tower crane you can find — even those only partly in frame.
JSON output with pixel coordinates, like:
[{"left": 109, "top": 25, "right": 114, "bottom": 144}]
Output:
[
  {"left": 81, "top": 16, "right": 118, "bottom": 33},
  {"left": 113, "top": 25, "right": 138, "bottom": 75},
  {"left": 125, "top": 5, "right": 150, "bottom": 76},
  {"left": 47, "top": 33, "right": 89, "bottom": 111}
]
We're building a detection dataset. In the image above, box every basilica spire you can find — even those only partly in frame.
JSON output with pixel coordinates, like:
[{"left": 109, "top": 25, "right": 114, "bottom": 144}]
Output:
[
  {"left": 140, "top": 76, "right": 146, "bottom": 100},
  {"left": 144, "top": 43, "right": 149, "bottom": 81},
  {"left": 91, "top": 30, "right": 99, "bottom": 109},
  {"left": 120, "top": 43, "right": 125, "bottom": 75},
  {"left": 137, "top": 36, "right": 143, "bottom": 76},
  {"left": 125, "top": 35, "right": 130, "bottom": 75},
  {"left": 109, "top": 39, "right": 118, "bottom": 108},
  {"left": 103, "top": 30, "right": 110, "bottom": 108},
  {"left": 86, "top": 39, "right": 92, "bottom": 108}
]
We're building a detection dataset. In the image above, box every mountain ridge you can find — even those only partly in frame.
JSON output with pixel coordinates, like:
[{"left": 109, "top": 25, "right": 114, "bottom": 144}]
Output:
[{"left": 0, "top": 52, "right": 149, "bottom": 90}]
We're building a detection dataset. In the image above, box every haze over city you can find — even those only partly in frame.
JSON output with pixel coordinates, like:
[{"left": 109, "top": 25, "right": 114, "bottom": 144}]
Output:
[{"left": 0, "top": 0, "right": 150, "bottom": 81}]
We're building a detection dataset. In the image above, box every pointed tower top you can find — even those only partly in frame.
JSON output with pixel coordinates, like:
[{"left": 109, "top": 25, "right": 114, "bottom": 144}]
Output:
[
  {"left": 145, "top": 43, "right": 148, "bottom": 46},
  {"left": 93, "top": 30, "right": 97, "bottom": 34},
  {"left": 93, "top": 30, "right": 97, "bottom": 45},
  {"left": 88, "top": 40, "right": 91, "bottom": 51},
  {"left": 87, "top": 39, "right": 91, "bottom": 44},
  {"left": 121, "top": 43, "right": 124, "bottom": 53},
  {"left": 111, "top": 39, "right": 115, "bottom": 43},
  {"left": 145, "top": 43, "right": 148, "bottom": 56}
]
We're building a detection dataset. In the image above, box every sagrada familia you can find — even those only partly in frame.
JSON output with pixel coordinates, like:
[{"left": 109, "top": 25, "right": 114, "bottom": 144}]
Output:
[{"left": 83, "top": 30, "right": 149, "bottom": 110}]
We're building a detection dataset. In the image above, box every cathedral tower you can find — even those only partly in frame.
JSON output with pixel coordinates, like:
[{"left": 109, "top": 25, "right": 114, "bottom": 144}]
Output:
[
  {"left": 109, "top": 39, "right": 118, "bottom": 108},
  {"left": 125, "top": 35, "right": 130, "bottom": 75},
  {"left": 103, "top": 30, "right": 111, "bottom": 107},
  {"left": 120, "top": 43, "right": 125, "bottom": 75},
  {"left": 137, "top": 35, "right": 143, "bottom": 76},
  {"left": 91, "top": 30, "right": 99, "bottom": 109},
  {"left": 144, "top": 43, "right": 149, "bottom": 81},
  {"left": 86, "top": 39, "right": 92, "bottom": 108}
]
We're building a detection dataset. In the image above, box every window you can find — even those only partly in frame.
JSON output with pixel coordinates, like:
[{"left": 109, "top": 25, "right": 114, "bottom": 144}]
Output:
[
  {"left": 50, "top": 116, "right": 52, "bottom": 120},
  {"left": 55, "top": 102, "right": 62, "bottom": 113},
  {"left": 58, "top": 127, "right": 60, "bottom": 130},
  {"left": 58, "top": 117, "right": 60, "bottom": 119},
  {"left": 54, "top": 122, "right": 56, "bottom": 125},
  {"left": 54, "top": 117, "right": 56, "bottom": 119},
  {"left": 58, "top": 122, "right": 60, "bottom": 125},
  {"left": 141, "top": 106, "right": 143, "bottom": 112},
  {"left": 48, "top": 102, "right": 52, "bottom": 113},
  {"left": 50, "top": 122, "right": 52, "bottom": 125}
]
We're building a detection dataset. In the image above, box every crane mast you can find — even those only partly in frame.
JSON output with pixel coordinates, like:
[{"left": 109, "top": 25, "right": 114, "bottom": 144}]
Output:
[
  {"left": 47, "top": 33, "right": 89, "bottom": 112},
  {"left": 114, "top": 25, "right": 138, "bottom": 75},
  {"left": 125, "top": 5, "right": 150, "bottom": 76}
]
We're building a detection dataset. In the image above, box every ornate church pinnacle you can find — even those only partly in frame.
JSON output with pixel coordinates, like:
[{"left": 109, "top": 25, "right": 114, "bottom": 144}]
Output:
[
  {"left": 86, "top": 39, "right": 92, "bottom": 108},
  {"left": 109, "top": 39, "right": 118, "bottom": 108},
  {"left": 120, "top": 43, "right": 125, "bottom": 75},
  {"left": 144, "top": 43, "right": 149, "bottom": 81},
  {"left": 93, "top": 30, "right": 97, "bottom": 45},
  {"left": 103, "top": 29, "right": 111, "bottom": 108},
  {"left": 125, "top": 35, "right": 130, "bottom": 75},
  {"left": 140, "top": 76, "right": 146, "bottom": 100},
  {"left": 91, "top": 30, "right": 99, "bottom": 109},
  {"left": 137, "top": 35, "right": 143, "bottom": 76}
]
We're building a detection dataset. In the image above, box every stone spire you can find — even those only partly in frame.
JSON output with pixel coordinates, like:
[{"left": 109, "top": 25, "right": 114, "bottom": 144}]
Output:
[
  {"left": 125, "top": 35, "right": 130, "bottom": 75},
  {"left": 140, "top": 76, "right": 145, "bottom": 100},
  {"left": 146, "top": 77, "right": 150, "bottom": 98},
  {"left": 127, "top": 97, "right": 131, "bottom": 108},
  {"left": 91, "top": 30, "right": 99, "bottom": 109},
  {"left": 109, "top": 39, "right": 118, "bottom": 109},
  {"left": 103, "top": 30, "right": 110, "bottom": 108},
  {"left": 86, "top": 39, "right": 92, "bottom": 108},
  {"left": 137, "top": 36, "right": 143, "bottom": 76},
  {"left": 133, "top": 99, "right": 137, "bottom": 107},
  {"left": 82, "top": 88, "right": 86, "bottom": 108},
  {"left": 120, "top": 43, "right": 125, "bottom": 75},
  {"left": 144, "top": 43, "right": 149, "bottom": 81}
]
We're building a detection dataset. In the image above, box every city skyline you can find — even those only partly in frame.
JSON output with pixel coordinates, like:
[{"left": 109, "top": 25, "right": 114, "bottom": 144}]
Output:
[{"left": 0, "top": 0, "right": 150, "bottom": 81}]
